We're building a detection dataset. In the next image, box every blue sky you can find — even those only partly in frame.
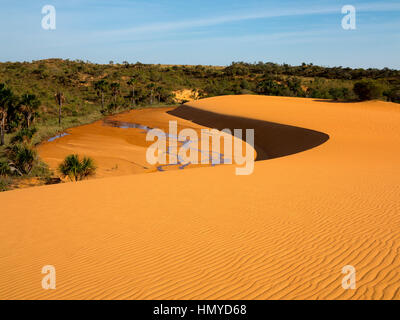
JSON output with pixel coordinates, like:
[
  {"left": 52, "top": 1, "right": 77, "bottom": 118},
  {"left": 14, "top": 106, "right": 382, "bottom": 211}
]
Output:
[{"left": 0, "top": 0, "right": 399, "bottom": 68}]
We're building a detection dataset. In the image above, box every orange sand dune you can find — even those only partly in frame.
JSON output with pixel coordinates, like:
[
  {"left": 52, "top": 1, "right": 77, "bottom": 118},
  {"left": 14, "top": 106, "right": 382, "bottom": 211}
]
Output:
[
  {"left": 1, "top": 95, "right": 400, "bottom": 300},
  {"left": 37, "top": 107, "right": 204, "bottom": 178},
  {"left": 37, "top": 107, "right": 253, "bottom": 178}
]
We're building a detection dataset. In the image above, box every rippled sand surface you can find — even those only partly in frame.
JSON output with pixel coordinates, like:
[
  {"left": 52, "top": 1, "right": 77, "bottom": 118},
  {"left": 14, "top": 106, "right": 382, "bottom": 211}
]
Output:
[{"left": 1, "top": 95, "right": 399, "bottom": 300}]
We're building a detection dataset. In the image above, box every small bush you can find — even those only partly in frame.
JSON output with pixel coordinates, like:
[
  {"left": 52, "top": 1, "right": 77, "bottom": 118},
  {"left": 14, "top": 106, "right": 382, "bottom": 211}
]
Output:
[
  {"left": 10, "top": 127, "right": 38, "bottom": 144},
  {"left": 6, "top": 144, "right": 37, "bottom": 175},
  {"left": 100, "top": 102, "right": 119, "bottom": 115},
  {"left": 30, "top": 160, "right": 53, "bottom": 180},
  {"left": 353, "top": 80, "right": 383, "bottom": 101},
  {"left": 329, "top": 87, "right": 353, "bottom": 101},
  {"left": 385, "top": 87, "right": 400, "bottom": 103},
  {"left": 0, "top": 159, "right": 11, "bottom": 176},
  {"left": 0, "top": 176, "right": 12, "bottom": 192},
  {"left": 58, "top": 154, "right": 96, "bottom": 181}
]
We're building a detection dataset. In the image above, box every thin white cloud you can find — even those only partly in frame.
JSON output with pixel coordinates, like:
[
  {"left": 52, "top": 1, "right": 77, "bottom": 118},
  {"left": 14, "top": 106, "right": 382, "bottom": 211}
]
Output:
[{"left": 101, "top": 2, "right": 400, "bottom": 36}]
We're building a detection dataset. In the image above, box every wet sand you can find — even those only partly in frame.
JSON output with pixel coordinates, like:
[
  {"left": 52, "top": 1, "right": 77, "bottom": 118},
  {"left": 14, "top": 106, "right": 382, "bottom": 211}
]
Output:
[{"left": 37, "top": 107, "right": 249, "bottom": 178}]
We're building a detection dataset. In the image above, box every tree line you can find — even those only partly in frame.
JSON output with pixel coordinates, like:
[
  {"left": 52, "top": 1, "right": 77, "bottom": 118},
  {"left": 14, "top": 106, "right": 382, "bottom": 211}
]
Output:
[
  {"left": 0, "top": 83, "right": 41, "bottom": 145},
  {"left": 1, "top": 59, "right": 399, "bottom": 143}
]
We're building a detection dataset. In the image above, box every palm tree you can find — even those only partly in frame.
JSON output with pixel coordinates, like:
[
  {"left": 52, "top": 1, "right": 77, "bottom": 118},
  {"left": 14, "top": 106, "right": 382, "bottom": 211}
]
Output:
[
  {"left": 58, "top": 154, "right": 97, "bottom": 182},
  {"left": 10, "top": 127, "right": 38, "bottom": 144},
  {"left": 127, "top": 76, "right": 138, "bottom": 107},
  {"left": 0, "top": 84, "right": 13, "bottom": 146},
  {"left": 94, "top": 80, "right": 109, "bottom": 110},
  {"left": 6, "top": 144, "right": 37, "bottom": 175},
  {"left": 155, "top": 86, "right": 163, "bottom": 103},
  {"left": 110, "top": 82, "right": 120, "bottom": 104},
  {"left": 147, "top": 83, "right": 156, "bottom": 105},
  {"left": 20, "top": 93, "right": 40, "bottom": 128},
  {"left": 55, "top": 92, "right": 65, "bottom": 126}
]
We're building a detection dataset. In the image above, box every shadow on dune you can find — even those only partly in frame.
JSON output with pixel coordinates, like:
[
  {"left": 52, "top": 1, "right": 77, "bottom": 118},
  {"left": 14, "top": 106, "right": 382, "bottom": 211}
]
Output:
[{"left": 168, "top": 105, "right": 330, "bottom": 161}]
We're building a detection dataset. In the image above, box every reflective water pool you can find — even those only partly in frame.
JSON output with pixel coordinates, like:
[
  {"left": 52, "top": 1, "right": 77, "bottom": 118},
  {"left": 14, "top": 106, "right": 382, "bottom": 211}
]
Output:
[
  {"left": 48, "top": 133, "right": 69, "bottom": 142},
  {"left": 102, "top": 119, "right": 229, "bottom": 171}
]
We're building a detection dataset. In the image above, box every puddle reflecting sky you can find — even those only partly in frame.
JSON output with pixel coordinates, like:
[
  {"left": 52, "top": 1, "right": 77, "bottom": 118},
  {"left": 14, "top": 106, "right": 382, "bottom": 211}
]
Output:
[{"left": 103, "top": 119, "right": 230, "bottom": 171}]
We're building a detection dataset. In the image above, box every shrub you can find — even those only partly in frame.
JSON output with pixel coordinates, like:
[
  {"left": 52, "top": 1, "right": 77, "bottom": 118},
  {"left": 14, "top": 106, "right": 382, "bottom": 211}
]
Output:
[
  {"left": 30, "top": 160, "right": 53, "bottom": 180},
  {"left": 329, "top": 87, "right": 353, "bottom": 101},
  {"left": 58, "top": 154, "right": 96, "bottom": 181},
  {"left": 385, "top": 87, "right": 400, "bottom": 103},
  {"left": 0, "top": 159, "right": 11, "bottom": 176},
  {"left": 6, "top": 144, "right": 37, "bottom": 175},
  {"left": 101, "top": 102, "right": 118, "bottom": 115},
  {"left": 10, "top": 127, "right": 38, "bottom": 144},
  {"left": 353, "top": 80, "right": 383, "bottom": 101},
  {"left": 0, "top": 176, "right": 12, "bottom": 192}
]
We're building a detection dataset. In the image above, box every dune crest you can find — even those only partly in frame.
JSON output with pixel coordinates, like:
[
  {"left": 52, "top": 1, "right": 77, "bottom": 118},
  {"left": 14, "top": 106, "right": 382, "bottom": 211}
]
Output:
[
  {"left": 1, "top": 95, "right": 400, "bottom": 300},
  {"left": 168, "top": 104, "right": 330, "bottom": 160}
]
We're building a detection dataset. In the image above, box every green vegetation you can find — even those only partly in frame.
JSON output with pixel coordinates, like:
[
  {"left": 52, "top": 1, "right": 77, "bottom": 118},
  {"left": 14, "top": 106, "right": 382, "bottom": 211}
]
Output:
[
  {"left": 20, "top": 93, "right": 40, "bottom": 128},
  {"left": 353, "top": 79, "right": 384, "bottom": 101},
  {"left": 0, "top": 59, "right": 398, "bottom": 191},
  {"left": 0, "top": 60, "right": 397, "bottom": 116},
  {"left": 0, "top": 176, "right": 12, "bottom": 192},
  {"left": 0, "top": 125, "right": 53, "bottom": 191},
  {"left": 58, "top": 154, "right": 96, "bottom": 182},
  {"left": 0, "top": 83, "right": 14, "bottom": 146},
  {"left": 0, "top": 158, "right": 11, "bottom": 176},
  {"left": 6, "top": 143, "right": 37, "bottom": 175},
  {"left": 0, "top": 60, "right": 398, "bottom": 122},
  {"left": 10, "top": 127, "right": 37, "bottom": 144}
]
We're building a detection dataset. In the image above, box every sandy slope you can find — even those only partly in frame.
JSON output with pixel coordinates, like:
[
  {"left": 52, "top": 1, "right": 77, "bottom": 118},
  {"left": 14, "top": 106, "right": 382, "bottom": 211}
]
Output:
[
  {"left": 1, "top": 95, "right": 400, "bottom": 300},
  {"left": 37, "top": 107, "right": 203, "bottom": 178},
  {"left": 37, "top": 107, "right": 252, "bottom": 178}
]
